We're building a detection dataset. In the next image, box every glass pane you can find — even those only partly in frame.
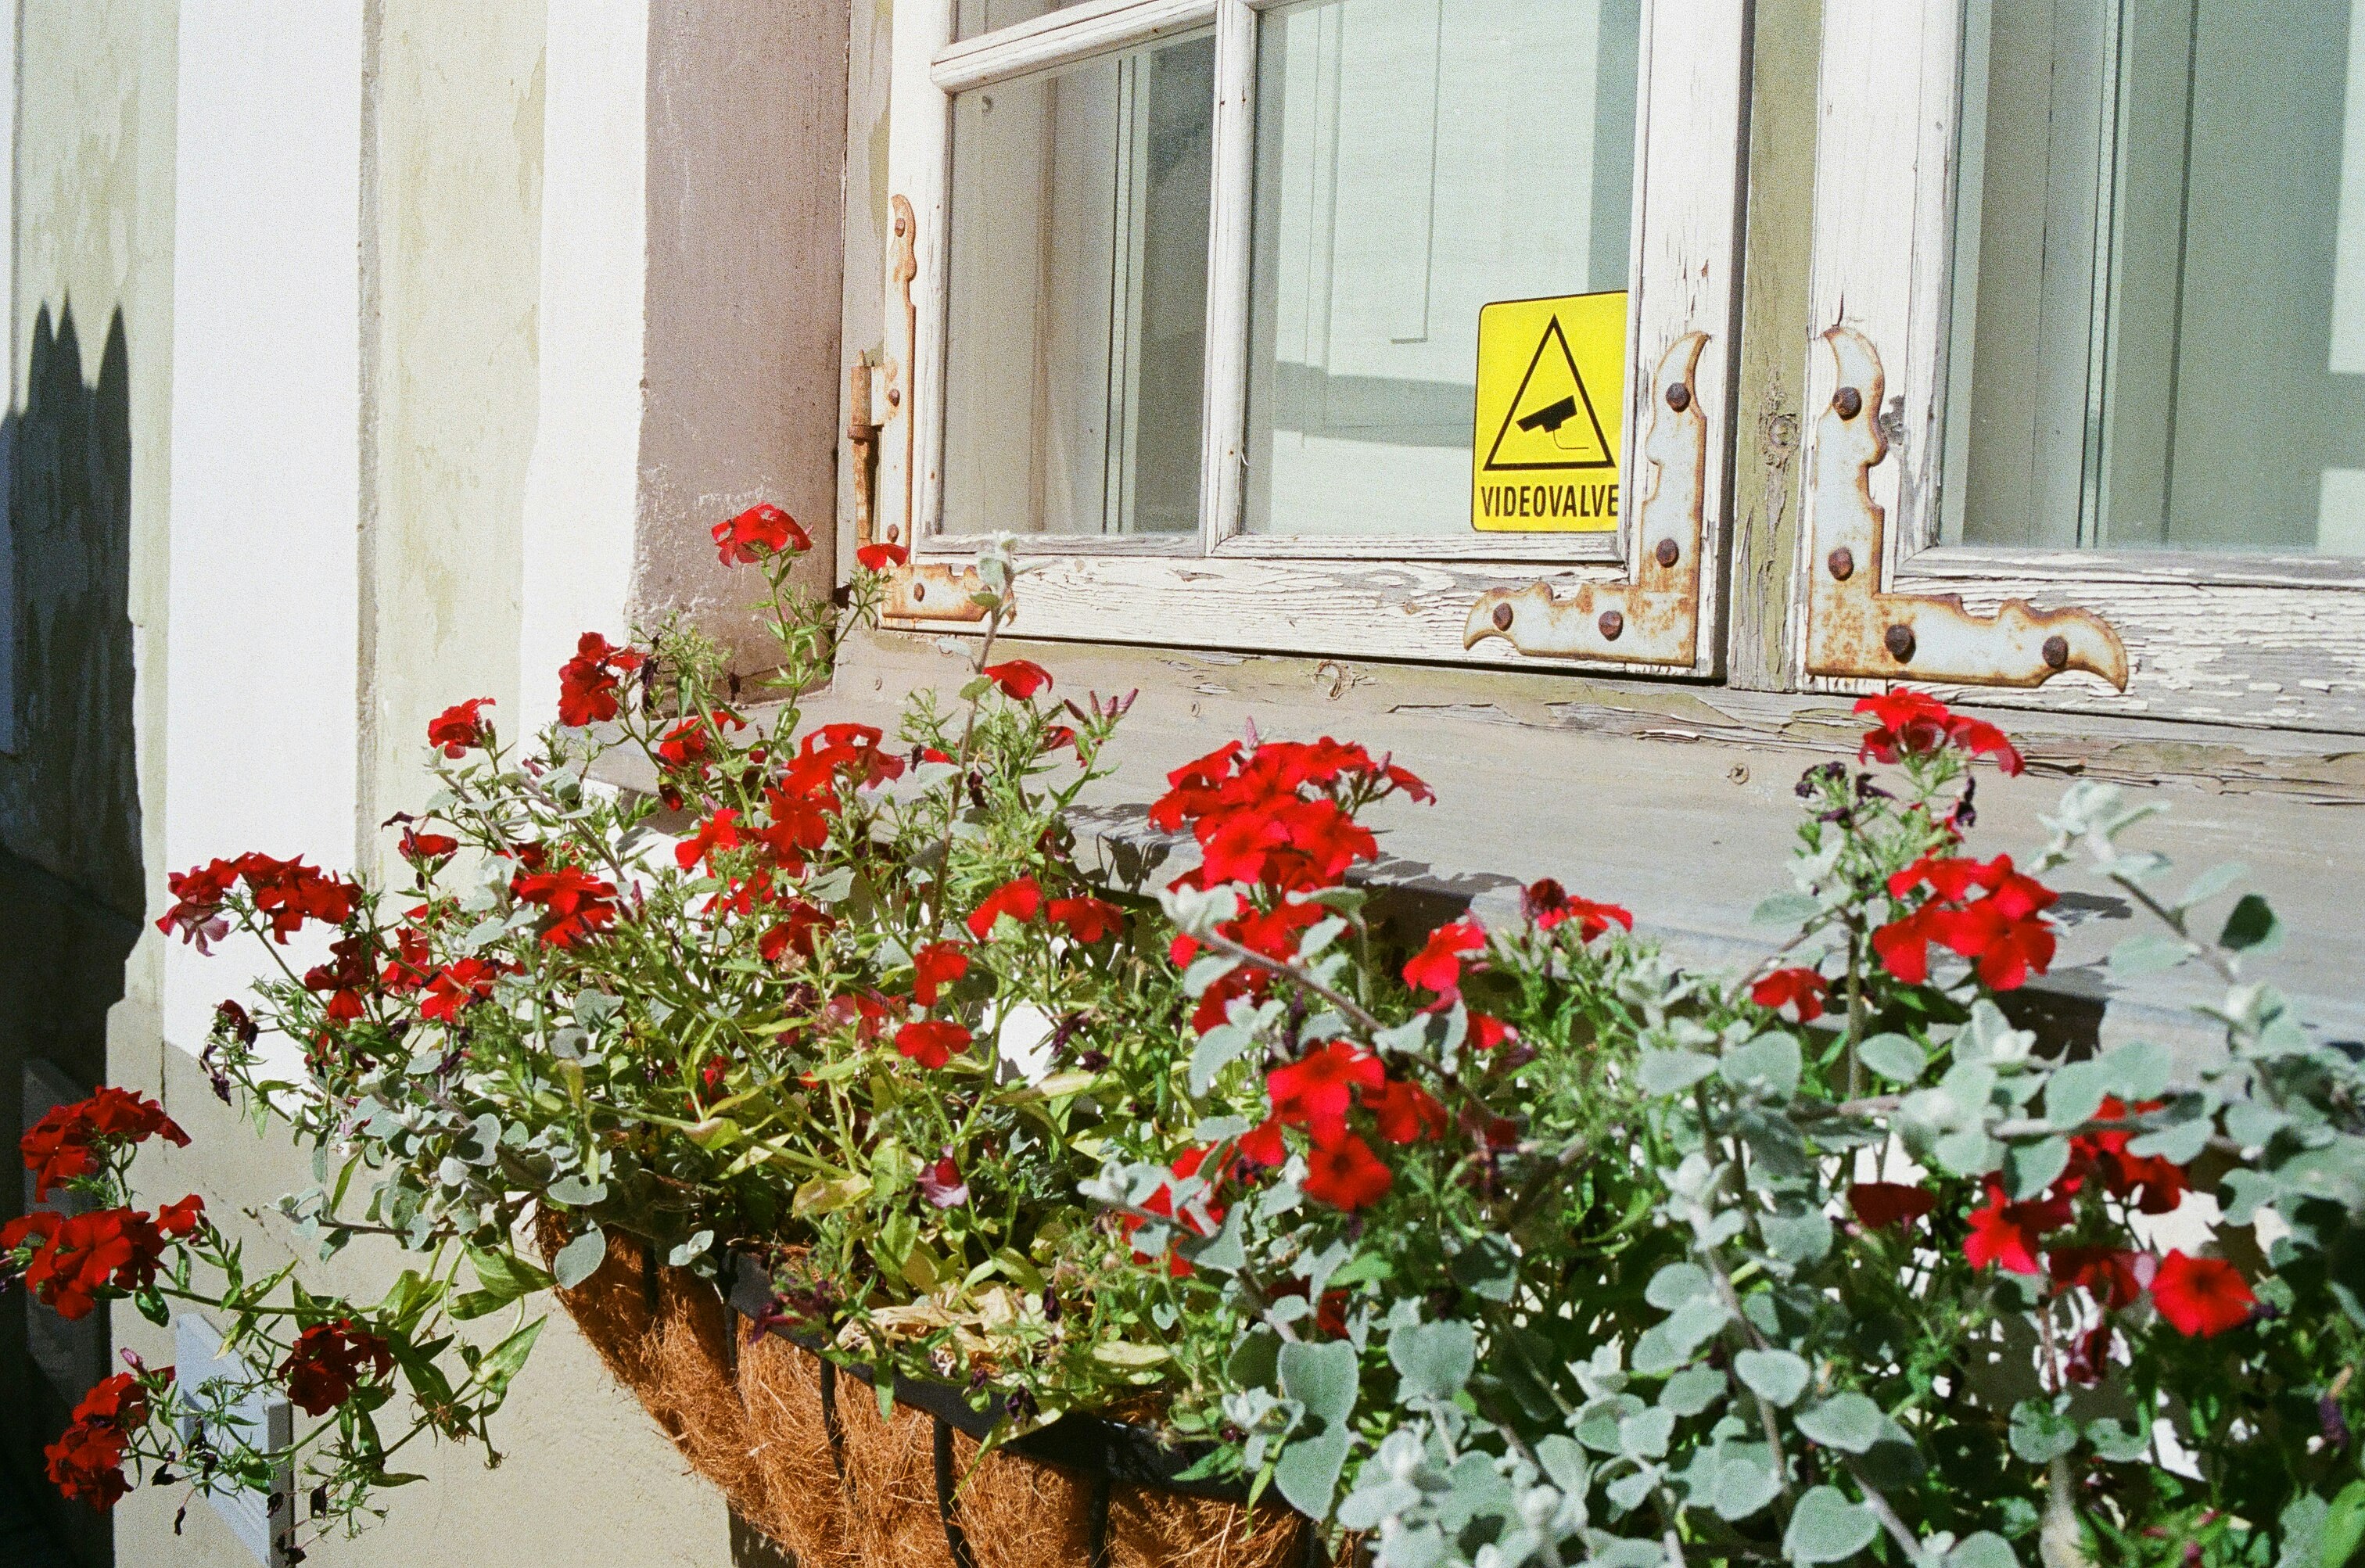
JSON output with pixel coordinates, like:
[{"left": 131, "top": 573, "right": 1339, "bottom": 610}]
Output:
[
  {"left": 957, "top": 0, "right": 1094, "bottom": 42},
  {"left": 1242, "top": 0, "right": 1641, "bottom": 538},
  {"left": 1943, "top": 0, "right": 2365, "bottom": 555},
  {"left": 941, "top": 34, "right": 1215, "bottom": 539}
]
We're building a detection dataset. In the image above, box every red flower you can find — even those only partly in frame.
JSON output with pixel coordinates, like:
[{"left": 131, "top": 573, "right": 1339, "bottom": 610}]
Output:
[
  {"left": 1751, "top": 967, "right": 1829, "bottom": 1024},
  {"left": 676, "top": 808, "right": 744, "bottom": 873},
  {"left": 1855, "top": 690, "right": 2026, "bottom": 776},
  {"left": 855, "top": 542, "right": 908, "bottom": 571},
  {"left": 419, "top": 959, "right": 504, "bottom": 1023},
  {"left": 1847, "top": 1182, "right": 1936, "bottom": 1230},
  {"left": 1402, "top": 920, "right": 1485, "bottom": 1000},
  {"left": 2049, "top": 1246, "right": 2147, "bottom": 1311},
  {"left": 911, "top": 942, "right": 970, "bottom": 1007},
  {"left": 5, "top": 1206, "right": 178, "bottom": 1321},
  {"left": 982, "top": 660, "right": 1053, "bottom": 700},
  {"left": 427, "top": 697, "right": 493, "bottom": 758},
  {"left": 1049, "top": 896, "right": 1124, "bottom": 944},
  {"left": 917, "top": 1155, "right": 971, "bottom": 1210},
  {"left": 557, "top": 632, "right": 645, "bottom": 727},
  {"left": 1875, "top": 855, "right": 2057, "bottom": 990},
  {"left": 2151, "top": 1251, "right": 2255, "bottom": 1338},
  {"left": 279, "top": 1319, "right": 394, "bottom": 1416},
  {"left": 712, "top": 501, "right": 812, "bottom": 565},
  {"left": 1469, "top": 1013, "right": 1514, "bottom": 1051},
  {"left": 1366, "top": 1079, "right": 1448, "bottom": 1145},
  {"left": 895, "top": 1019, "right": 971, "bottom": 1070},
  {"left": 967, "top": 877, "right": 1043, "bottom": 939},
  {"left": 156, "top": 858, "right": 240, "bottom": 953},
  {"left": 400, "top": 827, "right": 459, "bottom": 866},
  {"left": 303, "top": 934, "right": 377, "bottom": 1022},
  {"left": 2074, "top": 1099, "right": 2190, "bottom": 1215},
  {"left": 45, "top": 1373, "right": 149, "bottom": 1510},
  {"left": 511, "top": 866, "right": 621, "bottom": 948},
  {"left": 1301, "top": 1132, "right": 1393, "bottom": 1211},
  {"left": 235, "top": 854, "right": 360, "bottom": 943},
  {"left": 20, "top": 1089, "right": 189, "bottom": 1202},
  {"left": 1963, "top": 1182, "right": 2074, "bottom": 1276},
  {"left": 155, "top": 1194, "right": 206, "bottom": 1240},
  {"left": 1147, "top": 739, "right": 1427, "bottom": 895},
  {"left": 758, "top": 899, "right": 834, "bottom": 963},
  {"left": 1265, "top": 1042, "right": 1384, "bottom": 1138},
  {"left": 1521, "top": 879, "right": 1635, "bottom": 940}
]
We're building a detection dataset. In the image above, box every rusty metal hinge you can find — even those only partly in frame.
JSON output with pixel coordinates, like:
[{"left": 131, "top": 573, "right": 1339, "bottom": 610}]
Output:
[
  {"left": 1803, "top": 325, "right": 2127, "bottom": 689},
  {"left": 1464, "top": 332, "right": 1710, "bottom": 666},
  {"left": 874, "top": 194, "right": 986, "bottom": 625}
]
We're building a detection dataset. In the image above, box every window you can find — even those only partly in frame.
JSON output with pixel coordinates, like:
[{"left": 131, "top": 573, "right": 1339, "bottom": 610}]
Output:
[
  {"left": 874, "top": 0, "right": 1749, "bottom": 668},
  {"left": 1800, "top": 0, "right": 2365, "bottom": 731}
]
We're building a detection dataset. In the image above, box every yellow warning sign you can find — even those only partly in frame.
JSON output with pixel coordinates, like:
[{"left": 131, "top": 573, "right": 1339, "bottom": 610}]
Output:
[{"left": 1472, "top": 290, "right": 1628, "bottom": 533}]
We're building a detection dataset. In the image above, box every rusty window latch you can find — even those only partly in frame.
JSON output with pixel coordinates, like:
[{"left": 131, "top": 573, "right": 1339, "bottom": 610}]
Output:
[
  {"left": 1802, "top": 325, "right": 2126, "bottom": 690},
  {"left": 1464, "top": 332, "right": 1713, "bottom": 668}
]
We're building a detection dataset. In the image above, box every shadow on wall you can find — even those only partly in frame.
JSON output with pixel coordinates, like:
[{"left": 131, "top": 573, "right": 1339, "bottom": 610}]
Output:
[{"left": 0, "top": 301, "right": 145, "bottom": 1568}]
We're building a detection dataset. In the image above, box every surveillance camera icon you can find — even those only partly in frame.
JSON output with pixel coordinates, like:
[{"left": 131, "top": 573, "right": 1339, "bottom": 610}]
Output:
[{"left": 1516, "top": 395, "right": 1585, "bottom": 450}]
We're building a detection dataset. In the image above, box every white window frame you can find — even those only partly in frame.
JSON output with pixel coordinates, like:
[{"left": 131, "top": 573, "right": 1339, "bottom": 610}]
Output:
[
  {"left": 1797, "top": 0, "right": 2365, "bottom": 733},
  {"left": 871, "top": 0, "right": 1750, "bottom": 676}
]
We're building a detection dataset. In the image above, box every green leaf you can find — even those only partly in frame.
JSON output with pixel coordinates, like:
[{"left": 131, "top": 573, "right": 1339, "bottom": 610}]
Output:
[
  {"left": 1857, "top": 1033, "right": 1927, "bottom": 1084},
  {"left": 1278, "top": 1338, "right": 1359, "bottom": 1426},
  {"left": 2127, "top": 1114, "right": 2211, "bottom": 1164},
  {"left": 2176, "top": 859, "right": 2250, "bottom": 911},
  {"left": 1272, "top": 1428, "right": 1351, "bottom": 1520},
  {"left": 2098, "top": 1039, "right": 2173, "bottom": 1100},
  {"left": 1190, "top": 1022, "right": 1256, "bottom": 1098},
  {"left": 476, "top": 1317, "right": 546, "bottom": 1394},
  {"left": 552, "top": 1225, "right": 608, "bottom": 1290},
  {"left": 2008, "top": 1399, "right": 2079, "bottom": 1463},
  {"left": 465, "top": 1246, "right": 554, "bottom": 1307},
  {"left": 1783, "top": 1486, "right": 1878, "bottom": 1564},
  {"left": 1660, "top": 1366, "right": 1727, "bottom": 1417},
  {"left": 1638, "top": 1049, "right": 1717, "bottom": 1097},
  {"left": 1645, "top": 1262, "right": 1714, "bottom": 1311},
  {"left": 1450, "top": 1236, "right": 1518, "bottom": 1302},
  {"left": 1763, "top": 1209, "right": 1833, "bottom": 1265},
  {"left": 2084, "top": 1417, "right": 2149, "bottom": 1464},
  {"left": 2221, "top": 892, "right": 2284, "bottom": 953},
  {"left": 1618, "top": 1407, "right": 1674, "bottom": 1460},
  {"left": 2320, "top": 1478, "right": 2365, "bottom": 1567},
  {"left": 2003, "top": 1136, "right": 2071, "bottom": 1200},
  {"left": 1734, "top": 1349, "right": 1810, "bottom": 1408},
  {"left": 667, "top": 1230, "right": 715, "bottom": 1268},
  {"left": 1946, "top": 1533, "right": 2019, "bottom": 1568},
  {"left": 1753, "top": 892, "right": 1821, "bottom": 926},
  {"left": 1721, "top": 1035, "right": 1803, "bottom": 1100},
  {"left": 1794, "top": 1392, "right": 1884, "bottom": 1453},
  {"left": 546, "top": 1173, "right": 607, "bottom": 1207},
  {"left": 1713, "top": 1458, "right": 1782, "bottom": 1523},
  {"left": 2044, "top": 1061, "right": 2110, "bottom": 1130},
  {"left": 1389, "top": 1320, "right": 1477, "bottom": 1403},
  {"left": 2109, "top": 932, "right": 2192, "bottom": 977}
]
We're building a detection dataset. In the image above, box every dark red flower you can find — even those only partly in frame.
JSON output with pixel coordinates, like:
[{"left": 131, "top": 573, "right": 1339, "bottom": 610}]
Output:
[
  {"left": 511, "top": 866, "right": 621, "bottom": 948},
  {"left": 1048, "top": 896, "right": 1123, "bottom": 944},
  {"left": 917, "top": 1155, "right": 970, "bottom": 1209},
  {"left": 1301, "top": 1132, "right": 1392, "bottom": 1211},
  {"left": 5, "top": 1205, "right": 178, "bottom": 1321},
  {"left": 911, "top": 942, "right": 970, "bottom": 1007},
  {"left": 1963, "top": 1182, "right": 2074, "bottom": 1276},
  {"left": 712, "top": 502, "right": 812, "bottom": 565},
  {"left": 1521, "top": 879, "right": 1634, "bottom": 940},
  {"left": 2151, "top": 1251, "right": 2255, "bottom": 1338},
  {"left": 419, "top": 959, "right": 505, "bottom": 1023},
  {"left": 557, "top": 632, "right": 645, "bottom": 727},
  {"left": 1847, "top": 1182, "right": 1936, "bottom": 1230},
  {"left": 982, "top": 660, "right": 1053, "bottom": 700},
  {"left": 20, "top": 1089, "right": 189, "bottom": 1202},
  {"left": 967, "top": 877, "right": 1043, "bottom": 939},
  {"left": 1751, "top": 967, "right": 1829, "bottom": 1024},
  {"left": 235, "top": 854, "right": 360, "bottom": 943},
  {"left": 279, "top": 1319, "right": 394, "bottom": 1416},
  {"left": 45, "top": 1373, "right": 149, "bottom": 1510},
  {"left": 856, "top": 543, "right": 908, "bottom": 571},
  {"left": 2073, "top": 1098, "right": 2191, "bottom": 1215},
  {"left": 400, "top": 827, "right": 460, "bottom": 866},
  {"left": 895, "top": 1020, "right": 971, "bottom": 1070},
  {"left": 426, "top": 697, "right": 493, "bottom": 758},
  {"left": 303, "top": 934, "right": 377, "bottom": 1022},
  {"left": 758, "top": 900, "right": 834, "bottom": 963},
  {"left": 1366, "top": 1079, "right": 1448, "bottom": 1145},
  {"left": 156, "top": 858, "right": 240, "bottom": 953},
  {"left": 2049, "top": 1246, "right": 2147, "bottom": 1311},
  {"left": 1856, "top": 690, "right": 2025, "bottom": 776},
  {"left": 1402, "top": 920, "right": 1485, "bottom": 1000}
]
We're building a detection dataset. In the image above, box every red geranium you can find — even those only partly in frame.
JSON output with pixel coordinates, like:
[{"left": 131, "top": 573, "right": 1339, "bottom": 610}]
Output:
[
  {"left": 45, "top": 1372, "right": 149, "bottom": 1510},
  {"left": 419, "top": 959, "right": 505, "bottom": 1024},
  {"left": 1875, "top": 854, "right": 2057, "bottom": 990},
  {"left": 20, "top": 1089, "right": 189, "bottom": 1202},
  {"left": 1847, "top": 1182, "right": 1936, "bottom": 1230},
  {"left": 279, "top": 1319, "right": 394, "bottom": 1416},
  {"left": 1265, "top": 1041, "right": 1385, "bottom": 1137},
  {"left": 557, "top": 632, "right": 645, "bottom": 727},
  {"left": 1750, "top": 967, "right": 1829, "bottom": 1024},
  {"left": 1149, "top": 739, "right": 1427, "bottom": 896},
  {"left": 712, "top": 501, "right": 812, "bottom": 565},
  {"left": 911, "top": 942, "right": 970, "bottom": 1007},
  {"left": 967, "top": 877, "right": 1043, "bottom": 939},
  {"left": 1301, "top": 1132, "right": 1393, "bottom": 1211},
  {"left": 1049, "top": 896, "right": 1124, "bottom": 943},
  {"left": 856, "top": 542, "right": 908, "bottom": 571},
  {"left": 303, "top": 934, "right": 377, "bottom": 1022},
  {"left": 427, "top": 697, "right": 493, "bottom": 758},
  {"left": 156, "top": 858, "right": 240, "bottom": 953},
  {"left": 1521, "top": 879, "right": 1635, "bottom": 941},
  {"left": 1856, "top": 690, "right": 2025, "bottom": 776},
  {"left": 895, "top": 1020, "right": 971, "bottom": 1070},
  {"left": 982, "top": 660, "right": 1053, "bottom": 700},
  {"left": 1366, "top": 1079, "right": 1448, "bottom": 1145},
  {"left": 676, "top": 808, "right": 744, "bottom": 873},
  {"left": 1963, "top": 1182, "right": 2074, "bottom": 1276},
  {"left": 5, "top": 1203, "right": 188, "bottom": 1321},
  {"left": 235, "top": 854, "right": 361, "bottom": 942},
  {"left": 511, "top": 866, "right": 620, "bottom": 948},
  {"left": 1402, "top": 920, "right": 1485, "bottom": 1001},
  {"left": 2152, "top": 1250, "right": 2255, "bottom": 1338}
]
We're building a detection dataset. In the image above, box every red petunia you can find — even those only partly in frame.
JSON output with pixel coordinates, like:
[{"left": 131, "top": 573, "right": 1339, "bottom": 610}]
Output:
[
  {"left": 982, "top": 660, "right": 1053, "bottom": 700},
  {"left": 427, "top": 697, "right": 493, "bottom": 759},
  {"left": 419, "top": 959, "right": 504, "bottom": 1023},
  {"left": 2151, "top": 1250, "right": 2255, "bottom": 1338},
  {"left": 1301, "top": 1131, "right": 1393, "bottom": 1211},
  {"left": 917, "top": 1155, "right": 970, "bottom": 1209},
  {"left": 511, "top": 866, "right": 621, "bottom": 948},
  {"left": 1402, "top": 920, "right": 1486, "bottom": 1000},
  {"left": 1856, "top": 690, "right": 2026, "bottom": 776},
  {"left": 1875, "top": 855, "right": 2058, "bottom": 990},
  {"left": 855, "top": 542, "right": 908, "bottom": 571},
  {"left": 557, "top": 632, "right": 645, "bottom": 727},
  {"left": 279, "top": 1319, "right": 394, "bottom": 1416},
  {"left": 2075, "top": 1098, "right": 2190, "bottom": 1215},
  {"left": 1751, "top": 967, "right": 1829, "bottom": 1024},
  {"left": 1265, "top": 1042, "right": 1385, "bottom": 1139},
  {"left": 1521, "top": 879, "right": 1635, "bottom": 941},
  {"left": 967, "top": 877, "right": 1043, "bottom": 939},
  {"left": 911, "top": 942, "right": 970, "bottom": 1007},
  {"left": 400, "top": 827, "right": 459, "bottom": 866},
  {"left": 1049, "top": 896, "right": 1124, "bottom": 944},
  {"left": 712, "top": 501, "right": 812, "bottom": 565},
  {"left": 676, "top": 809, "right": 744, "bottom": 873},
  {"left": 1962, "top": 1182, "right": 2074, "bottom": 1276},
  {"left": 1847, "top": 1182, "right": 1936, "bottom": 1230},
  {"left": 2048, "top": 1246, "right": 2147, "bottom": 1311},
  {"left": 757, "top": 900, "right": 834, "bottom": 963},
  {"left": 1366, "top": 1079, "right": 1448, "bottom": 1145},
  {"left": 895, "top": 1019, "right": 971, "bottom": 1070}
]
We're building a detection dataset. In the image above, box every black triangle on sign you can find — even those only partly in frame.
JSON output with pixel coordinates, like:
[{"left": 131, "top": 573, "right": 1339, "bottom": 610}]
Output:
[{"left": 1482, "top": 315, "right": 1614, "bottom": 472}]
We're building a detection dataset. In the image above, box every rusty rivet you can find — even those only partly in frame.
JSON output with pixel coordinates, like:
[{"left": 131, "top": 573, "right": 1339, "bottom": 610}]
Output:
[
  {"left": 1884, "top": 623, "right": 1916, "bottom": 663},
  {"left": 1598, "top": 610, "right": 1625, "bottom": 641},
  {"left": 1491, "top": 601, "right": 1514, "bottom": 631},
  {"left": 1827, "top": 546, "right": 1854, "bottom": 581},
  {"left": 886, "top": 524, "right": 901, "bottom": 543},
  {"left": 2042, "top": 633, "right": 2069, "bottom": 670},
  {"left": 1654, "top": 538, "right": 1681, "bottom": 569},
  {"left": 887, "top": 388, "right": 902, "bottom": 407},
  {"left": 1665, "top": 382, "right": 1692, "bottom": 413},
  {"left": 1834, "top": 386, "right": 1864, "bottom": 420},
  {"left": 911, "top": 581, "right": 926, "bottom": 601}
]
